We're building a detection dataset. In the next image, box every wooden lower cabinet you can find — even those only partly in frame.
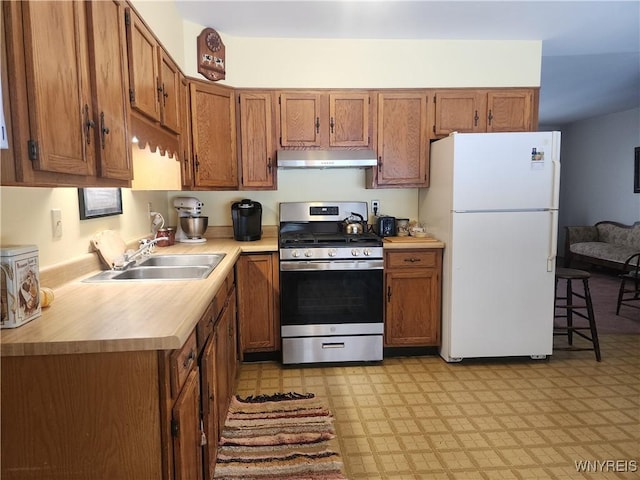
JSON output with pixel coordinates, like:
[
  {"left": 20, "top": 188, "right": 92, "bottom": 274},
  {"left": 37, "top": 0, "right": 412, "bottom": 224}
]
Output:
[
  {"left": 0, "top": 278, "right": 238, "bottom": 480},
  {"left": 384, "top": 249, "right": 443, "bottom": 347},
  {"left": 236, "top": 253, "right": 280, "bottom": 353},
  {"left": 172, "top": 368, "right": 203, "bottom": 480},
  {"left": 1, "top": 351, "right": 164, "bottom": 480}
]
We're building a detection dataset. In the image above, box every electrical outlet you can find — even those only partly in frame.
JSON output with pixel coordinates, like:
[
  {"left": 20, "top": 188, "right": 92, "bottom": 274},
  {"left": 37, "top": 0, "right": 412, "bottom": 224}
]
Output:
[
  {"left": 371, "top": 200, "right": 380, "bottom": 214},
  {"left": 51, "top": 209, "right": 62, "bottom": 238}
]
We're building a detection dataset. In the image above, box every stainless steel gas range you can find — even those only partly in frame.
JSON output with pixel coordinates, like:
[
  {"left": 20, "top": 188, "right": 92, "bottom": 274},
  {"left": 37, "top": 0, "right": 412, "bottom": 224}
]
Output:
[{"left": 279, "top": 201, "right": 384, "bottom": 365}]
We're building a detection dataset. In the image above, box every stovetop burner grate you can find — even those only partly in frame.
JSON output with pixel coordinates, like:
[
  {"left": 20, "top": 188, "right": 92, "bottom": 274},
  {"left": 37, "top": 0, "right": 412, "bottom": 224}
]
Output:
[{"left": 279, "top": 231, "right": 382, "bottom": 247}]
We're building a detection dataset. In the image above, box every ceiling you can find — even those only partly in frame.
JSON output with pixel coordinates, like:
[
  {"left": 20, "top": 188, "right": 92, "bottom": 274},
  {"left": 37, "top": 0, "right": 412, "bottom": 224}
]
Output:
[{"left": 174, "top": 1, "right": 640, "bottom": 126}]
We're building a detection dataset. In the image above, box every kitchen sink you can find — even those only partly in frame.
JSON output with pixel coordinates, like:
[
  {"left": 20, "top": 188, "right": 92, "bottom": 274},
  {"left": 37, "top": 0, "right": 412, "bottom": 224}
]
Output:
[
  {"left": 112, "top": 266, "right": 213, "bottom": 280},
  {"left": 83, "top": 253, "right": 226, "bottom": 282},
  {"left": 138, "top": 253, "right": 224, "bottom": 268}
]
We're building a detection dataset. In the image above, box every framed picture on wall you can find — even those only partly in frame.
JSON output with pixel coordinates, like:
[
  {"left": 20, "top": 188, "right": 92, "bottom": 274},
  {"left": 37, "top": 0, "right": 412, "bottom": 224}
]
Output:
[
  {"left": 635, "top": 147, "right": 640, "bottom": 194},
  {"left": 78, "top": 188, "right": 123, "bottom": 220}
]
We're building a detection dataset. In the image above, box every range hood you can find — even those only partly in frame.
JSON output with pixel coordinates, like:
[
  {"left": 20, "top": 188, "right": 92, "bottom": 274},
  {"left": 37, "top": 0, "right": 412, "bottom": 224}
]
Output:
[{"left": 277, "top": 149, "right": 377, "bottom": 168}]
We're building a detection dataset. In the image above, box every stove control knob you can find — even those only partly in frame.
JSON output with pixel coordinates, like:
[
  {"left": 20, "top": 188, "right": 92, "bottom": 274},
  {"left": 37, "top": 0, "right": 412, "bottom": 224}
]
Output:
[
  {"left": 363, "top": 248, "right": 372, "bottom": 256},
  {"left": 328, "top": 249, "right": 337, "bottom": 257},
  {"left": 351, "top": 249, "right": 360, "bottom": 256},
  {"left": 291, "top": 250, "right": 300, "bottom": 258},
  {"left": 304, "top": 250, "right": 313, "bottom": 258}
]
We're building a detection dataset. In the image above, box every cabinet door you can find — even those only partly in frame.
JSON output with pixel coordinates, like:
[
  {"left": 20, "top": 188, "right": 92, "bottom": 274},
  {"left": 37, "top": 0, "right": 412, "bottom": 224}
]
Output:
[
  {"left": 433, "top": 90, "right": 486, "bottom": 136},
  {"left": 190, "top": 81, "right": 238, "bottom": 189},
  {"left": 125, "top": 9, "right": 160, "bottom": 122},
  {"left": 214, "top": 311, "right": 230, "bottom": 436},
  {"left": 21, "top": 1, "right": 95, "bottom": 176},
  {"left": 486, "top": 90, "right": 534, "bottom": 132},
  {"left": 87, "top": 0, "right": 131, "bottom": 181},
  {"left": 376, "top": 92, "right": 429, "bottom": 187},
  {"left": 200, "top": 336, "right": 219, "bottom": 480},
  {"left": 179, "top": 76, "right": 194, "bottom": 188},
  {"left": 384, "top": 250, "right": 442, "bottom": 347},
  {"left": 279, "top": 92, "right": 322, "bottom": 147},
  {"left": 172, "top": 368, "right": 204, "bottom": 480},
  {"left": 385, "top": 269, "right": 440, "bottom": 346},
  {"left": 159, "top": 49, "right": 181, "bottom": 134},
  {"left": 226, "top": 289, "right": 238, "bottom": 393},
  {"left": 329, "top": 92, "right": 370, "bottom": 147},
  {"left": 236, "top": 254, "right": 279, "bottom": 352},
  {"left": 238, "top": 92, "right": 276, "bottom": 189}
]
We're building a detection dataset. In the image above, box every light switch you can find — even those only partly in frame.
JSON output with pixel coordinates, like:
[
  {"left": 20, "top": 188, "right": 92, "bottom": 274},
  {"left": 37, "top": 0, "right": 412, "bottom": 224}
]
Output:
[{"left": 51, "top": 209, "right": 62, "bottom": 238}]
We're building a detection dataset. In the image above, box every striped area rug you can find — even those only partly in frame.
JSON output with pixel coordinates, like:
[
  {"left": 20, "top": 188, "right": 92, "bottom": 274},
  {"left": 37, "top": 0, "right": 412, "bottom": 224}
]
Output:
[{"left": 214, "top": 392, "right": 346, "bottom": 479}]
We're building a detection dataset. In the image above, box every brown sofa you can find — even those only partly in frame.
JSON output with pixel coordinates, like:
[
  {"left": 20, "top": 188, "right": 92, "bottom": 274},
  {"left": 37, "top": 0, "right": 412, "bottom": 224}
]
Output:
[{"left": 564, "top": 221, "right": 640, "bottom": 270}]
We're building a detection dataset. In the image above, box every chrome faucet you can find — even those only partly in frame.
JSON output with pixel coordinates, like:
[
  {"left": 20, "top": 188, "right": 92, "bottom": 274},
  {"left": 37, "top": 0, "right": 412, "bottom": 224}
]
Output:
[{"left": 113, "top": 237, "right": 160, "bottom": 270}]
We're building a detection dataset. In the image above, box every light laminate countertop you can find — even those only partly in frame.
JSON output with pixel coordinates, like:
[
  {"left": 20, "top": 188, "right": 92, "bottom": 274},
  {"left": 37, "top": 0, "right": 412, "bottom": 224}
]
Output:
[
  {"left": 1, "top": 235, "right": 443, "bottom": 357},
  {"left": 0, "top": 238, "right": 277, "bottom": 357}
]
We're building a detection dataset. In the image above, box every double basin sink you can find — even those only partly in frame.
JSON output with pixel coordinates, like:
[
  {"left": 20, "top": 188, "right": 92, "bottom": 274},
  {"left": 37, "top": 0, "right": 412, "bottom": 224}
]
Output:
[{"left": 83, "top": 254, "right": 226, "bottom": 282}]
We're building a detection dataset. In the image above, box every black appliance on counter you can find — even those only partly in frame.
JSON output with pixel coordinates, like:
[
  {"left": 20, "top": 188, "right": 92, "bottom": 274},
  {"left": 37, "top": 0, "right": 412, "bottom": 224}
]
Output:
[
  {"left": 374, "top": 215, "right": 396, "bottom": 237},
  {"left": 231, "top": 199, "right": 262, "bottom": 241},
  {"left": 278, "top": 201, "right": 384, "bottom": 365}
]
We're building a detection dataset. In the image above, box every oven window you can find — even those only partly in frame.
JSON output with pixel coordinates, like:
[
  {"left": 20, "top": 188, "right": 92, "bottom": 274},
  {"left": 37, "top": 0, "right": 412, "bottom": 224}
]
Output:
[{"left": 280, "top": 269, "right": 383, "bottom": 325}]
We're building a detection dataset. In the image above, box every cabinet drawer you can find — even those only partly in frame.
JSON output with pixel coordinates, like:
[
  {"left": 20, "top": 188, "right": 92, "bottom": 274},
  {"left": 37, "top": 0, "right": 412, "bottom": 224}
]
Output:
[
  {"left": 170, "top": 331, "right": 197, "bottom": 397},
  {"left": 386, "top": 250, "right": 438, "bottom": 269}
]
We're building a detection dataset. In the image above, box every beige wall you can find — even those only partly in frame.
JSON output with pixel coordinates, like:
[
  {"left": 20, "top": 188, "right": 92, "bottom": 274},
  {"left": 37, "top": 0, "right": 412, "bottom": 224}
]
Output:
[{"left": 1, "top": 3, "right": 542, "bottom": 269}]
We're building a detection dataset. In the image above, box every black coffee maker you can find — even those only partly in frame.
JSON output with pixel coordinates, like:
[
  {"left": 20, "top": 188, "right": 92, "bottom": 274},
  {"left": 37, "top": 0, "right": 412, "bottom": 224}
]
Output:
[{"left": 231, "top": 199, "right": 262, "bottom": 241}]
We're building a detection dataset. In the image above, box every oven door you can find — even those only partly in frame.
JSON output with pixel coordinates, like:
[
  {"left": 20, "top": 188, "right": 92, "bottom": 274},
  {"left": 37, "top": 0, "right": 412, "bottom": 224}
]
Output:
[{"left": 280, "top": 259, "right": 383, "bottom": 335}]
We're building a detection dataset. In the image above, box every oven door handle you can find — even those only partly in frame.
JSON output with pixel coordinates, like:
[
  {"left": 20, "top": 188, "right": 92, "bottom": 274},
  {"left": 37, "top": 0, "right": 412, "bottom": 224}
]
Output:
[{"left": 280, "top": 260, "right": 383, "bottom": 271}]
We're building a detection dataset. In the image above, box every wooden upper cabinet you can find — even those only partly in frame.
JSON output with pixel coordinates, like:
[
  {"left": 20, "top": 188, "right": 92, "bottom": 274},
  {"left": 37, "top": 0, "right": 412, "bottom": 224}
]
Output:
[
  {"left": 190, "top": 81, "right": 238, "bottom": 189},
  {"left": 19, "top": 1, "right": 95, "bottom": 177},
  {"left": 238, "top": 91, "right": 277, "bottom": 190},
  {"left": 159, "top": 50, "right": 181, "bottom": 134},
  {"left": 125, "top": 9, "right": 159, "bottom": 122},
  {"left": 278, "top": 91, "right": 371, "bottom": 148},
  {"left": 2, "top": 0, "right": 132, "bottom": 185},
  {"left": 373, "top": 91, "right": 430, "bottom": 187},
  {"left": 125, "top": 8, "right": 180, "bottom": 134},
  {"left": 87, "top": 0, "right": 131, "bottom": 181},
  {"left": 486, "top": 89, "right": 534, "bottom": 132},
  {"left": 179, "top": 76, "right": 194, "bottom": 189},
  {"left": 279, "top": 92, "right": 322, "bottom": 147},
  {"left": 433, "top": 90, "right": 486, "bottom": 135},
  {"left": 433, "top": 88, "right": 536, "bottom": 137},
  {"left": 329, "top": 92, "right": 370, "bottom": 147}
]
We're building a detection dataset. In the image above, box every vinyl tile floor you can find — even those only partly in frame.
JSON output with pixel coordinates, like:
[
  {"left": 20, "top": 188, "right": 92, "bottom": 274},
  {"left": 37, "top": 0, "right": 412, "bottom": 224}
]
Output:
[{"left": 235, "top": 335, "right": 640, "bottom": 479}]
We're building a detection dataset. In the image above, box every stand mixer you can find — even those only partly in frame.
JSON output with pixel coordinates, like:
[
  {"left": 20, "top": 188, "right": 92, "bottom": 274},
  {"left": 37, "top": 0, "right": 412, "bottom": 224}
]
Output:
[{"left": 173, "top": 196, "right": 208, "bottom": 243}]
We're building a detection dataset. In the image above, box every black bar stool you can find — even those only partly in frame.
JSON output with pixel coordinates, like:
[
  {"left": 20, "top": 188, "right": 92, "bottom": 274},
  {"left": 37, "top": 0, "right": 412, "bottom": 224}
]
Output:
[{"left": 554, "top": 267, "right": 601, "bottom": 361}]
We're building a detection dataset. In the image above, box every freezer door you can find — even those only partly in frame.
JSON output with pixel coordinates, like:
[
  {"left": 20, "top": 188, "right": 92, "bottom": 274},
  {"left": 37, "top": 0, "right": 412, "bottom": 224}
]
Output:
[
  {"left": 446, "top": 210, "right": 556, "bottom": 360},
  {"left": 451, "top": 132, "right": 560, "bottom": 211}
]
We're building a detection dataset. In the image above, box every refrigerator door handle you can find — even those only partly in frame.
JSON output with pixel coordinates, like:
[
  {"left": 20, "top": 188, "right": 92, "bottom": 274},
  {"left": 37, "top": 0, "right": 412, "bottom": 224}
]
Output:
[
  {"left": 548, "top": 209, "right": 558, "bottom": 272},
  {"left": 551, "top": 138, "right": 561, "bottom": 210}
]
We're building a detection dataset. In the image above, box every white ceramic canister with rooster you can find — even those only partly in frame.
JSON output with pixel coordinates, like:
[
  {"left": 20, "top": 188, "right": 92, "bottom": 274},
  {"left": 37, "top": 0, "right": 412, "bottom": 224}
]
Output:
[{"left": 1, "top": 245, "right": 41, "bottom": 328}]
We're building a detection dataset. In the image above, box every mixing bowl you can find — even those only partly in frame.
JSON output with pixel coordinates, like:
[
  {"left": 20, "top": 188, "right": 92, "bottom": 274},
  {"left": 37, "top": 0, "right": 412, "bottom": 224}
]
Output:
[{"left": 180, "top": 216, "right": 208, "bottom": 238}]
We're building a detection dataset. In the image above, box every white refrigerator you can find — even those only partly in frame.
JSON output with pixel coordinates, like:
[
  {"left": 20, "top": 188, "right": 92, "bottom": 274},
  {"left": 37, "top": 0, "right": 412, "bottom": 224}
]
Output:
[{"left": 419, "top": 131, "right": 561, "bottom": 362}]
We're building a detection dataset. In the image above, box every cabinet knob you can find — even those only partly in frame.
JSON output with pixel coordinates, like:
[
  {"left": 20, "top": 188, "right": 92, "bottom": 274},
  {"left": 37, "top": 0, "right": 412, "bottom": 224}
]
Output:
[
  {"left": 83, "top": 104, "right": 95, "bottom": 145},
  {"left": 378, "top": 156, "right": 383, "bottom": 172},
  {"left": 100, "top": 112, "right": 110, "bottom": 150},
  {"left": 487, "top": 109, "right": 493, "bottom": 125},
  {"left": 474, "top": 110, "right": 479, "bottom": 126},
  {"left": 315, "top": 117, "right": 320, "bottom": 134},
  {"left": 329, "top": 116, "right": 335, "bottom": 134}
]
